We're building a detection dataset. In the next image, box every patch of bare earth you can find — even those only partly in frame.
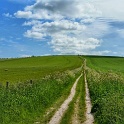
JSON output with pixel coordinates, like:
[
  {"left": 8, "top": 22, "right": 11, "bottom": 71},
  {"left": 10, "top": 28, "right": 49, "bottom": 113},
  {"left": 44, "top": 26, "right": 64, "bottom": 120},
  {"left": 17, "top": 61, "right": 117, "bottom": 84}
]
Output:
[
  {"left": 49, "top": 74, "right": 82, "bottom": 124},
  {"left": 83, "top": 60, "right": 94, "bottom": 124}
]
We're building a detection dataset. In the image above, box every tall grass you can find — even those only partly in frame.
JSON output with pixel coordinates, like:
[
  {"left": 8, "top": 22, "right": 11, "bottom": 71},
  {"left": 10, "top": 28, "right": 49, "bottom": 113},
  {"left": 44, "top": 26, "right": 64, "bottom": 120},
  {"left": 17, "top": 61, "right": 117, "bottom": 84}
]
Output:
[
  {"left": 87, "top": 68, "right": 124, "bottom": 124},
  {"left": 0, "top": 71, "right": 80, "bottom": 124}
]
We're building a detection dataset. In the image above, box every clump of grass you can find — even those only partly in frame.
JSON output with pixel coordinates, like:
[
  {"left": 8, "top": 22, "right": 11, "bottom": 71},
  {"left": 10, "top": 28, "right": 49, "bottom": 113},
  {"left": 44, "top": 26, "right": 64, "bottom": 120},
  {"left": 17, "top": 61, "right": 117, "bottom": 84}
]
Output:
[
  {"left": 78, "top": 76, "right": 85, "bottom": 123},
  {"left": 87, "top": 68, "right": 124, "bottom": 124},
  {"left": 0, "top": 72, "right": 79, "bottom": 124}
]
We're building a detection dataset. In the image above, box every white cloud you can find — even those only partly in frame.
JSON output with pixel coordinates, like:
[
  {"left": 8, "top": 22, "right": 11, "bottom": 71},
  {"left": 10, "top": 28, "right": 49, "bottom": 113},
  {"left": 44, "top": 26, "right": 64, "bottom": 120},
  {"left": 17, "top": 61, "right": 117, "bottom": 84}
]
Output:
[
  {"left": 24, "top": 30, "right": 46, "bottom": 39},
  {"left": 49, "top": 35, "right": 101, "bottom": 54},
  {"left": 23, "top": 20, "right": 41, "bottom": 26},
  {"left": 20, "top": 54, "right": 32, "bottom": 58},
  {"left": 15, "top": 11, "right": 33, "bottom": 18},
  {"left": 89, "top": 50, "right": 111, "bottom": 55},
  {"left": 81, "top": 18, "right": 95, "bottom": 23},
  {"left": 3, "top": 13, "right": 13, "bottom": 18},
  {"left": 15, "top": 0, "right": 101, "bottom": 20},
  {"left": 82, "top": 20, "right": 110, "bottom": 38},
  {"left": 14, "top": 0, "right": 113, "bottom": 55},
  {"left": 24, "top": 20, "right": 86, "bottom": 39},
  {"left": 43, "top": 54, "right": 51, "bottom": 56},
  {"left": 92, "top": 0, "right": 124, "bottom": 21}
]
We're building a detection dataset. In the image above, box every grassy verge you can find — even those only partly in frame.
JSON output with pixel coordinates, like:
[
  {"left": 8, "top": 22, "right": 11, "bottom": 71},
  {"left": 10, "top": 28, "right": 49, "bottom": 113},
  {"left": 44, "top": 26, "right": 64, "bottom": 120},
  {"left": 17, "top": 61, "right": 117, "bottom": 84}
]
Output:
[
  {"left": 60, "top": 74, "right": 85, "bottom": 124},
  {"left": 0, "top": 70, "right": 80, "bottom": 124},
  {"left": 86, "top": 68, "right": 124, "bottom": 124}
]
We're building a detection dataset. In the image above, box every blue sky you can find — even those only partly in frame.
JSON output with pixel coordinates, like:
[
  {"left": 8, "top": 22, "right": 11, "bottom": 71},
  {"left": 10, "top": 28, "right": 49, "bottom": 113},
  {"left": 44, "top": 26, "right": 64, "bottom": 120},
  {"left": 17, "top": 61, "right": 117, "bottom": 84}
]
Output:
[{"left": 0, "top": 0, "right": 124, "bottom": 58}]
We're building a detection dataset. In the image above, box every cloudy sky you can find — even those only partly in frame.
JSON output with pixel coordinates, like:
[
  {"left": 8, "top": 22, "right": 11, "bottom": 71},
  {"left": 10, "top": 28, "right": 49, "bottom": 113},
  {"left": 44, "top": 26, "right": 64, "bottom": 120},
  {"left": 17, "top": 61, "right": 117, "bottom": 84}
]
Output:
[{"left": 0, "top": 0, "right": 124, "bottom": 58}]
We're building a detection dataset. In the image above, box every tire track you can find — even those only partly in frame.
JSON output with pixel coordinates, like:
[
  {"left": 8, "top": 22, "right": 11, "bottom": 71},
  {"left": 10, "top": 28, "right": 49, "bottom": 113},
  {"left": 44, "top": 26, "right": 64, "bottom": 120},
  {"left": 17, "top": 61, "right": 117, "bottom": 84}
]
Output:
[
  {"left": 49, "top": 74, "right": 82, "bottom": 124},
  {"left": 83, "top": 59, "right": 94, "bottom": 124}
]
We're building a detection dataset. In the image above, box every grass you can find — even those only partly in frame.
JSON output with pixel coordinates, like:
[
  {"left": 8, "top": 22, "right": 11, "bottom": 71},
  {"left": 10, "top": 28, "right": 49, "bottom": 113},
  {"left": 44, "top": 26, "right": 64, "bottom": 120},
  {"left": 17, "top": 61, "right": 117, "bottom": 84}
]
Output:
[
  {"left": 85, "top": 56, "right": 124, "bottom": 124},
  {"left": 85, "top": 56, "right": 124, "bottom": 73},
  {"left": 0, "top": 71, "right": 80, "bottom": 124},
  {"left": 60, "top": 74, "right": 85, "bottom": 124},
  {"left": 2, "top": 55, "right": 124, "bottom": 124},
  {"left": 0, "top": 55, "right": 83, "bottom": 124},
  {"left": 0, "top": 55, "right": 82, "bottom": 85}
]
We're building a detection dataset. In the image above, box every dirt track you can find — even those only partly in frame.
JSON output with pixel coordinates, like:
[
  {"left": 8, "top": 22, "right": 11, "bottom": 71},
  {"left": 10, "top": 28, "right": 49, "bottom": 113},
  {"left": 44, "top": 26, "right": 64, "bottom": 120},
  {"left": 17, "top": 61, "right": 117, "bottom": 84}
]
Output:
[
  {"left": 83, "top": 60, "right": 94, "bottom": 124},
  {"left": 49, "top": 74, "right": 82, "bottom": 124},
  {"left": 49, "top": 59, "right": 94, "bottom": 124}
]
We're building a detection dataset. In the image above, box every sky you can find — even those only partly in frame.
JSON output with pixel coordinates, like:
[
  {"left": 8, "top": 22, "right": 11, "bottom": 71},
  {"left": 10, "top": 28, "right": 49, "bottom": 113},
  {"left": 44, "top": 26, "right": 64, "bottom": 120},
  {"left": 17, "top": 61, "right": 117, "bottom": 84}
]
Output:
[{"left": 0, "top": 0, "right": 124, "bottom": 58}]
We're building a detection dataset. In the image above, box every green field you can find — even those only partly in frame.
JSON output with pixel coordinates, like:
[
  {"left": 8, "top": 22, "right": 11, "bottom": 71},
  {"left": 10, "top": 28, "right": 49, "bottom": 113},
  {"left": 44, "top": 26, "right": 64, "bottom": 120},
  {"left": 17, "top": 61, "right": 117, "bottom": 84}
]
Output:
[
  {"left": 0, "top": 55, "right": 124, "bottom": 124},
  {"left": 0, "top": 55, "right": 84, "bottom": 124},
  {"left": 85, "top": 56, "right": 124, "bottom": 73},
  {"left": 0, "top": 72, "right": 81, "bottom": 124},
  {"left": 0, "top": 55, "right": 82, "bottom": 85},
  {"left": 85, "top": 56, "right": 124, "bottom": 124}
]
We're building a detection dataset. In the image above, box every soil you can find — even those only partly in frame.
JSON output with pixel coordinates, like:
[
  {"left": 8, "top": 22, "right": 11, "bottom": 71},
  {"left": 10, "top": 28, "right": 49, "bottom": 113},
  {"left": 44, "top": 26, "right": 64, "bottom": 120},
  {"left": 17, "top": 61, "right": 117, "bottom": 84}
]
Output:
[{"left": 83, "top": 60, "right": 94, "bottom": 124}]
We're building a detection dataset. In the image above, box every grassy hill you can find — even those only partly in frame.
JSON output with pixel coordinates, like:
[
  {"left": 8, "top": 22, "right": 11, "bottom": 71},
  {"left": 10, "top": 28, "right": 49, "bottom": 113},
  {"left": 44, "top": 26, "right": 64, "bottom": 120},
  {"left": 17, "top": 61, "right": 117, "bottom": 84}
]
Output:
[
  {"left": 0, "top": 55, "right": 124, "bottom": 124},
  {"left": 0, "top": 55, "right": 82, "bottom": 85},
  {"left": 0, "top": 55, "right": 83, "bottom": 124}
]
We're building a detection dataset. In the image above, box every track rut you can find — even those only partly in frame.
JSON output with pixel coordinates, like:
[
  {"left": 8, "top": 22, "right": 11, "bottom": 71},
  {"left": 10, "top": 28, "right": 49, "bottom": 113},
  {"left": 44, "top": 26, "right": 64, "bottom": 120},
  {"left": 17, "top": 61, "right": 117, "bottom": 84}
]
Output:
[{"left": 49, "top": 74, "right": 82, "bottom": 124}]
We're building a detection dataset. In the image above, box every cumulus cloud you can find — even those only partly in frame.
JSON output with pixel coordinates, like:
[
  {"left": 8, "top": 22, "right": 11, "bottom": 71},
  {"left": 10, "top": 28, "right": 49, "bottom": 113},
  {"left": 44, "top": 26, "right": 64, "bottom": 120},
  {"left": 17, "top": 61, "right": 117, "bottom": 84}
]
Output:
[
  {"left": 14, "top": 0, "right": 110, "bottom": 55},
  {"left": 49, "top": 35, "right": 101, "bottom": 54},
  {"left": 24, "top": 30, "right": 46, "bottom": 39},
  {"left": 15, "top": 11, "right": 32, "bottom": 18},
  {"left": 23, "top": 20, "right": 86, "bottom": 39},
  {"left": 15, "top": 0, "right": 101, "bottom": 20}
]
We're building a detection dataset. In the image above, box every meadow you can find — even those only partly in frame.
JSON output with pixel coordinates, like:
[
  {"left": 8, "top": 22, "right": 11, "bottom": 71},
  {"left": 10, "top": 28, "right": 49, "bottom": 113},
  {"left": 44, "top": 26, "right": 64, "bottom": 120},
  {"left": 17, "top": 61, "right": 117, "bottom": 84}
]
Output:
[
  {"left": 86, "top": 56, "right": 124, "bottom": 124},
  {"left": 0, "top": 55, "right": 82, "bottom": 124}
]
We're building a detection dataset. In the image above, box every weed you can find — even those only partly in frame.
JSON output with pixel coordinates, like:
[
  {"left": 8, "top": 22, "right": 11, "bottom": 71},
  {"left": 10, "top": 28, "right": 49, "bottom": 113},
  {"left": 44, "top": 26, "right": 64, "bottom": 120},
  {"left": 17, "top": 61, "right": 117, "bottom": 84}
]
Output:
[{"left": 87, "top": 68, "right": 124, "bottom": 124}]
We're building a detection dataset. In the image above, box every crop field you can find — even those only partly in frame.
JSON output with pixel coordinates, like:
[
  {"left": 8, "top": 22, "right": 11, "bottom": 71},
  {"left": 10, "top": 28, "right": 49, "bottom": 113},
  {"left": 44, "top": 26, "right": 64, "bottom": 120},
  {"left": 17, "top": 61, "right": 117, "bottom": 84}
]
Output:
[
  {"left": 86, "top": 56, "right": 124, "bottom": 124},
  {"left": 0, "top": 55, "right": 82, "bottom": 85}
]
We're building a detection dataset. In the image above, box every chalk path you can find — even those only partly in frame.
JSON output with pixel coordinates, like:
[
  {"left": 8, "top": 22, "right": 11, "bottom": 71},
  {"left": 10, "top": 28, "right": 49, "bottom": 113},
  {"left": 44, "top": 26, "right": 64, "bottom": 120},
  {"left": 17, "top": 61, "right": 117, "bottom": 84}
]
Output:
[{"left": 49, "top": 74, "right": 82, "bottom": 124}]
